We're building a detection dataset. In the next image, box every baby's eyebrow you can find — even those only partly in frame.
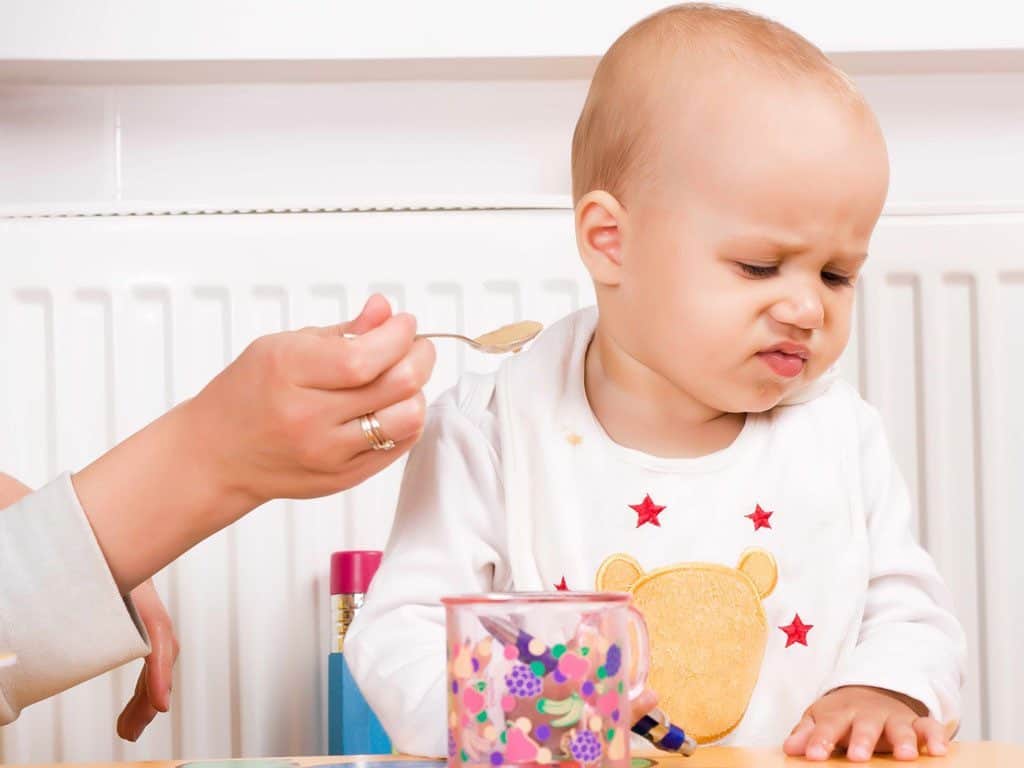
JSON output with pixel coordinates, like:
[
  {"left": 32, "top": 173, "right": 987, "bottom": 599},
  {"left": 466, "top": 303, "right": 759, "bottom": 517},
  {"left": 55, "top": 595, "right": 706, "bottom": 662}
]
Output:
[
  {"left": 835, "top": 252, "right": 869, "bottom": 266},
  {"left": 722, "top": 235, "right": 870, "bottom": 264},
  {"left": 722, "top": 234, "right": 808, "bottom": 252}
]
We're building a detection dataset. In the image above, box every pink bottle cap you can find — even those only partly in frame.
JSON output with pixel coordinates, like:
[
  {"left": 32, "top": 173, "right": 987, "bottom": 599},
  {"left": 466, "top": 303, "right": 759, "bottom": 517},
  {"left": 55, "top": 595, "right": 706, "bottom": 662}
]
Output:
[{"left": 331, "top": 550, "right": 383, "bottom": 595}]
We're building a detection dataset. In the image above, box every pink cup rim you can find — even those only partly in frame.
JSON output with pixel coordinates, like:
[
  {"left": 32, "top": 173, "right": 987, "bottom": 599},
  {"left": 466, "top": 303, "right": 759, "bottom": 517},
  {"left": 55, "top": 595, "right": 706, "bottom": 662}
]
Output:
[{"left": 441, "top": 591, "right": 630, "bottom": 606}]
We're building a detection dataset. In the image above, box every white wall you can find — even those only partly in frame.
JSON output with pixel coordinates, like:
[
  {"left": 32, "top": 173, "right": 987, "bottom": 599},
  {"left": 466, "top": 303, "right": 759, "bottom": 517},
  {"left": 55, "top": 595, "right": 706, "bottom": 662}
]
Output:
[
  {"left": 3, "top": 0, "right": 1024, "bottom": 61},
  {"left": 1, "top": 2, "right": 1022, "bottom": 762}
]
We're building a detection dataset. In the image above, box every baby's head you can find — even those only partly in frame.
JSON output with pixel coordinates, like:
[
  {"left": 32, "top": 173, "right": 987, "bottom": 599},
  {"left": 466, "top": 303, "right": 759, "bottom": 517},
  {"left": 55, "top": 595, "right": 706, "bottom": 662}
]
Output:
[{"left": 572, "top": 4, "right": 889, "bottom": 413}]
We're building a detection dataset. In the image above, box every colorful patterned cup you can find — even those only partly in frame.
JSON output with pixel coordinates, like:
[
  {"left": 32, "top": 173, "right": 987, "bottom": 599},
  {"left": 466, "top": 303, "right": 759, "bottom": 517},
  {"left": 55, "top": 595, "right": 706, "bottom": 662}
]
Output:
[{"left": 442, "top": 592, "right": 649, "bottom": 768}]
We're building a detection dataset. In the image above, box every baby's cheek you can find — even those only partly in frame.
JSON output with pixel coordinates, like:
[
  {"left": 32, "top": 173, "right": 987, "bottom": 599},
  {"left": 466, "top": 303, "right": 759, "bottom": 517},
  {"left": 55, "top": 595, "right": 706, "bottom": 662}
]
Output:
[
  {"left": 809, "top": 340, "right": 844, "bottom": 380},
  {"left": 824, "top": 302, "right": 854, "bottom": 352}
]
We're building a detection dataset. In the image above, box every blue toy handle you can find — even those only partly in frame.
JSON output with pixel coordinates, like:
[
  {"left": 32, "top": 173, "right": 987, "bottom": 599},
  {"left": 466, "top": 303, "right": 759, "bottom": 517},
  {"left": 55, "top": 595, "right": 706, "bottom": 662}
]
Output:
[{"left": 328, "top": 652, "right": 391, "bottom": 755}]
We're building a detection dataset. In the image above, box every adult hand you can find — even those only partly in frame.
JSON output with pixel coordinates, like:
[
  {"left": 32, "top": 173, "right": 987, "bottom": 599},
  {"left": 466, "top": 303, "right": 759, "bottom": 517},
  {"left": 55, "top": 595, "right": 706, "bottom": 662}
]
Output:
[
  {"left": 73, "top": 294, "right": 436, "bottom": 594},
  {"left": 191, "top": 292, "right": 434, "bottom": 505},
  {"left": 116, "top": 580, "right": 178, "bottom": 742}
]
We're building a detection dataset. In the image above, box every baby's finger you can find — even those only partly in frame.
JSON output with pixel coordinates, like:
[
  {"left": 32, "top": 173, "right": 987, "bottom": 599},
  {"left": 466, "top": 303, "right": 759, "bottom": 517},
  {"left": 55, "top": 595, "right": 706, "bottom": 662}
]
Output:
[
  {"left": 884, "top": 718, "right": 919, "bottom": 761},
  {"left": 804, "top": 714, "right": 851, "bottom": 761},
  {"left": 913, "top": 717, "right": 948, "bottom": 757},
  {"left": 783, "top": 713, "right": 815, "bottom": 756},
  {"left": 845, "top": 712, "right": 886, "bottom": 762},
  {"left": 630, "top": 687, "right": 658, "bottom": 717}
]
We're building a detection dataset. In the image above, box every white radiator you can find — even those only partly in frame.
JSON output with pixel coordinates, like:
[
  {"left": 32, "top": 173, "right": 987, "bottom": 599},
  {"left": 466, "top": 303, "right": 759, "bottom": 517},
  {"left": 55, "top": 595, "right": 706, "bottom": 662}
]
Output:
[{"left": 0, "top": 207, "right": 1021, "bottom": 762}]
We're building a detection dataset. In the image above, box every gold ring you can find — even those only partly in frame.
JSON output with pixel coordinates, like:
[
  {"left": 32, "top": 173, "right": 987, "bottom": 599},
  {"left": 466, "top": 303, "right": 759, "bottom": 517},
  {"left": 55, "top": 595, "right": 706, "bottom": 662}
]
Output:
[{"left": 359, "top": 412, "right": 396, "bottom": 451}]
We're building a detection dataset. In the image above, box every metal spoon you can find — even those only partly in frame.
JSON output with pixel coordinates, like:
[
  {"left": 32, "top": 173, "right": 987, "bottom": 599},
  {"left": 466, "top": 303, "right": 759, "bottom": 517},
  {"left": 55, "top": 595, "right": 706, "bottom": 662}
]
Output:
[{"left": 345, "top": 320, "right": 543, "bottom": 354}]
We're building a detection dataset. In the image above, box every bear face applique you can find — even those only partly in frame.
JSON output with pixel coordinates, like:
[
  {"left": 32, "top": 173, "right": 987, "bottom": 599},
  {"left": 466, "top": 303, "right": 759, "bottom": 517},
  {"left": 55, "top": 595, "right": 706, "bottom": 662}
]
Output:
[{"left": 596, "top": 548, "right": 777, "bottom": 744}]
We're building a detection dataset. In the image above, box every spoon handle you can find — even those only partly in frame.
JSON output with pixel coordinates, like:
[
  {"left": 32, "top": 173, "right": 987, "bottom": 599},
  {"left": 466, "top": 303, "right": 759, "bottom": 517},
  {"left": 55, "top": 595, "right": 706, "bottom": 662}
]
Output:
[
  {"left": 342, "top": 332, "right": 475, "bottom": 345},
  {"left": 415, "top": 333, "right": 476, "bottom": 344}
]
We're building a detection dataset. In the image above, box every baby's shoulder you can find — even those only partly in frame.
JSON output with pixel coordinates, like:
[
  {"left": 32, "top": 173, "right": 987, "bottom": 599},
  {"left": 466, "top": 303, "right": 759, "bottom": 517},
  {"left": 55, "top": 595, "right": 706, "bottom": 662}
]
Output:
[{"left": 425, "top": 370, "right": 501, "bottom": 449}]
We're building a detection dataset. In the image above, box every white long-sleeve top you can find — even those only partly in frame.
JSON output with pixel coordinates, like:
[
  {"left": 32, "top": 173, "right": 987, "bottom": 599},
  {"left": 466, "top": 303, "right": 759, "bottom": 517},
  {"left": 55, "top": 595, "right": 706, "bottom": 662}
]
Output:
[
  {"left": 0, "top": 473, "right": 150, "bottom": 724},
  {"left": 346, "top": 307, "right": 965, "bottom": 757}
]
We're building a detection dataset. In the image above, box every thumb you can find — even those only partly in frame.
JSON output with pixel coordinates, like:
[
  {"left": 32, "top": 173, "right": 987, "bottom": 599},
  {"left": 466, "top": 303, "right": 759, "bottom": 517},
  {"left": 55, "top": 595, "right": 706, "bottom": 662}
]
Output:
[
  {"left": 347, "top": 293, "right": 394, "bottom": 334},
  {"left": 630, "top": 687, "right": 659, "bottom": 718},
  {"left": 327, "top": 293, "right": 393, "bottom": 337}
]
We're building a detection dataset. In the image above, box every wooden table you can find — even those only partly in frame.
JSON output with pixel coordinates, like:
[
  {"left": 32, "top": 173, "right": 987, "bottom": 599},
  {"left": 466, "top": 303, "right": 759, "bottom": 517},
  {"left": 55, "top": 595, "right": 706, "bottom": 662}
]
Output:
[{"left": 8, "top": 743, "right": 1024, "bottom": 768}]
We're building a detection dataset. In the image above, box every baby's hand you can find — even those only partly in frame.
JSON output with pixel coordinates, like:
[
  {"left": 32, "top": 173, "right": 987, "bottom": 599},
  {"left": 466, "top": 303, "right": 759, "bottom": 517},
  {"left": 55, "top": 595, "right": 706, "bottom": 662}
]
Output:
[
  {"left": 116, "top": 580, "right": 179, "bottom": 741},
  {"left": 631, "top": 686, "right": 659, "bottom": 719},
  {"left": 783, "top": 685, "right": 947, "bottom": 762}
]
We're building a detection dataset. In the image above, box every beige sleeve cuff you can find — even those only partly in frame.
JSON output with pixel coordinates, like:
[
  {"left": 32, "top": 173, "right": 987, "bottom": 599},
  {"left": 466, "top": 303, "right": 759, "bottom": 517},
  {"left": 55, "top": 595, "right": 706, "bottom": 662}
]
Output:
[{"left": 0, "top": 473, "right": 150, "bottom": 725}]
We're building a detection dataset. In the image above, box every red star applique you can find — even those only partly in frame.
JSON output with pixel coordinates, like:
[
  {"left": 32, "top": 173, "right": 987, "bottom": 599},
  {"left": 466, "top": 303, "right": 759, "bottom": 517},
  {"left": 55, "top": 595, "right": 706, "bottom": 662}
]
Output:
[
  {"left": 746, "top": 504, "right": 773, "bottom": 531},
  {"left": 629, "top": 494, "right": 666, "bottom": 528},
  {"left": 779, "top": 614, "right": 813, "bottom": 647},
  {"left": 554, "top": 576, "right": 570, "bottom": 591}
]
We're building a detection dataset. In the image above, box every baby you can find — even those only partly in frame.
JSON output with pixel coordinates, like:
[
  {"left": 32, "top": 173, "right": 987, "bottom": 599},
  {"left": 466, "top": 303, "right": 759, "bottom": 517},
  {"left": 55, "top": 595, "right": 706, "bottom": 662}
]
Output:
[{"left": 347, "top": 4, "right": 965, "bottom": 762}]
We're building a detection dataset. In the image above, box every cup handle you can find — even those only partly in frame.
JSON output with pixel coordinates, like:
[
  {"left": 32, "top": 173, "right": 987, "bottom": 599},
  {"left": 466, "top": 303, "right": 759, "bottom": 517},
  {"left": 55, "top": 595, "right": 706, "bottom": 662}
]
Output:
[{"left": 626, "top": 604, "right": 650, "bottom": 700}]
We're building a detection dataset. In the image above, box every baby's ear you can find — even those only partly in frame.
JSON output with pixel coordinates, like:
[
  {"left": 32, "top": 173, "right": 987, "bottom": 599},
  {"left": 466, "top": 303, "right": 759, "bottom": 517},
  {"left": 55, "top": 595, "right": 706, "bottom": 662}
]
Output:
[
  {"left": 596, "top": 553, "right": 644, "bottom": 592},
  {"left": 575, "top": 190, "right": 626, "bottom": 287},
  {"left": 738, "top": 548, "right": 778, "bottom": 599}
]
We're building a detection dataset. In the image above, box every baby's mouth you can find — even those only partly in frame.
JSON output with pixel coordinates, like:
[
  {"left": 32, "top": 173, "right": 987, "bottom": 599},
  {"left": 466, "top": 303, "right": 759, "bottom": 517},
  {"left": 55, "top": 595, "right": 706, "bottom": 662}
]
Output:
[{"left": 757, "top": 342, "right": 809, "bottom": 378}]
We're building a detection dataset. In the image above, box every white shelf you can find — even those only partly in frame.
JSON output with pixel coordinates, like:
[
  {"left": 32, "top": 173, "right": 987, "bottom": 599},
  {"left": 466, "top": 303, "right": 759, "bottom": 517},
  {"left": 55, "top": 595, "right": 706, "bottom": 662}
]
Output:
[{"left": 3, "top": 0, "right": 1024, "bottom": 64}]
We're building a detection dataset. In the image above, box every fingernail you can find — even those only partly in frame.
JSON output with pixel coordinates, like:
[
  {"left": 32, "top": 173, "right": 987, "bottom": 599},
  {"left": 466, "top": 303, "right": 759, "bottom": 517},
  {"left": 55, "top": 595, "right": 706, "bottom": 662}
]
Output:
[
  {"left": 849, "top": 745, "right": 869, "bottom": 761},
  {"left": 931, "top": 741, "right": 948, "bottom": 755},
  {"left": 807, "top": 744, "right": 827, "bottom": 760},
  {"left": 895, "top": 744, "right": 917, "bottom": 759}
]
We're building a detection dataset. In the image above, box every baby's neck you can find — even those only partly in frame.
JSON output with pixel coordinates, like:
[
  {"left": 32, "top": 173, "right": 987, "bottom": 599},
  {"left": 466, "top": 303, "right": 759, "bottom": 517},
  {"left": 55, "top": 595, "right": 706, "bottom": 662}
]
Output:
[{"left": 584, "top": 329, "right": 746, "bottom": 459}]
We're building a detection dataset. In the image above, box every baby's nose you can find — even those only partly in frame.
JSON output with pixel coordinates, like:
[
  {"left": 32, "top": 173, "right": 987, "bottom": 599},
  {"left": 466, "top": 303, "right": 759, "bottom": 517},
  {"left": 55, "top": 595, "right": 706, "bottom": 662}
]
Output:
[{"left": 769, "top": 293, "right": 824, "bottom": 330}]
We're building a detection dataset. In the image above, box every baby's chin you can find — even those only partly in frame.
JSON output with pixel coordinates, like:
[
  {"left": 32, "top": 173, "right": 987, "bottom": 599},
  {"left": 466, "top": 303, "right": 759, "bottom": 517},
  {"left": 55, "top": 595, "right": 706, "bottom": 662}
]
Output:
[
  {"left": 744, "top": 394, "right": 788, "bottom": 414},
  {"left": 716, "top": 378, "right": 802, "bottom": 414}
]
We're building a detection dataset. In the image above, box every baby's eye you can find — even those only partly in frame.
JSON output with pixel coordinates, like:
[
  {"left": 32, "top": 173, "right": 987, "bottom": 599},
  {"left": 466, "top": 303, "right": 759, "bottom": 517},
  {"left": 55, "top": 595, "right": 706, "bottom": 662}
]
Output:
[
  {"left": 738, "top": 263, "right": 778, "bottom": 278},
  {"left": 821, "top": 271, "right": 853, "bottom": 287}
]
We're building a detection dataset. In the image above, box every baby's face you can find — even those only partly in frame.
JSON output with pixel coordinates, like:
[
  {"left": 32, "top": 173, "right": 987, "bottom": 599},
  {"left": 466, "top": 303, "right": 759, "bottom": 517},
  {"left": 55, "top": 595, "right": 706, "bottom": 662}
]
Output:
[{"left": 611, "top": 75, "right": 889, "bottom": 413}]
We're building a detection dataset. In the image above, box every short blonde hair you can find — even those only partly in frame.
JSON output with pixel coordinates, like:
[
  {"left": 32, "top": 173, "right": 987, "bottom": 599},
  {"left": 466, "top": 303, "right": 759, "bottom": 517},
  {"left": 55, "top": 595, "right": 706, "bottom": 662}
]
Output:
[{"left": 570, "top": 3, "right": 860, "bottom": 204}]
